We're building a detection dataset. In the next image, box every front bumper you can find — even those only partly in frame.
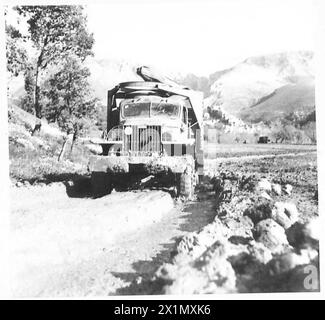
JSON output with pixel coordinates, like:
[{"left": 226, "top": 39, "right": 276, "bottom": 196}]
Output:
[{"left": 88, "top": 155, "right": 194, "bottom": 174}]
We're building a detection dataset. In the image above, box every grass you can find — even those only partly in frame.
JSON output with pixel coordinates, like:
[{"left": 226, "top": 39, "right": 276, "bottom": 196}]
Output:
[
  {"left": 9, "top": 133, "right": 91, "bottom": 184},
  {"left": 8, "top": 103, "right": 99, "bottom": 185}
]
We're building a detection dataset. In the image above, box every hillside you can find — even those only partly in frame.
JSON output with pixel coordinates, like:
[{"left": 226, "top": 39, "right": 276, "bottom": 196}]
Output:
[
  {"left": 239, "top": 78, "right": 315, "bottom": 123},
  {"left": 205, "top": 51, "right": 315, "bottom": 121},
  {"left": 8, "top": 103, "right": 101, "bottom": 185},
  {"left": 85, "top": 58, "right": 142, "bottom": 103}
]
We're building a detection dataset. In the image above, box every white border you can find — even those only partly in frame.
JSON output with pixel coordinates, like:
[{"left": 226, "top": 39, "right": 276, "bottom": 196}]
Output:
[{"left": 0, "top": 0, "right": 324, "bottom": 300}]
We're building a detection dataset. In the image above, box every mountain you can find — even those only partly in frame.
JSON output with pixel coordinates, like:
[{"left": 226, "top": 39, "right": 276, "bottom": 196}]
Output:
[
  {"left": 205, "top": 51, "right": 315, "bottom": 122},
  {"left": 239, "top": 78, "right": 315, "bottom": 123},
  {"left": 85, "top": 58, "right": 142, "bottom": 104}
]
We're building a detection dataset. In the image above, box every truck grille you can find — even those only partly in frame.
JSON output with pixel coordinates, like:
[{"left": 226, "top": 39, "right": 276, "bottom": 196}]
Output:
[{"left": 123, "top": 125, "right": 162, "bottom": 155}]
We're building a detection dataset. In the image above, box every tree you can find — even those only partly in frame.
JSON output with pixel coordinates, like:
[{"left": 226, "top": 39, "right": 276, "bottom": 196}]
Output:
[
  {"left": 15, "top": 5, "right": 94, "bottom": 122},
  {"left": 43, "top": 57, "right": 97, "bottom": 160},
  {"left": 304, "top": 122, "right": 317, "bottom": 144},
  {"left": 5, "top": 6, "right": 28, "bottom": 80},
  {"left": 273, "top": 123, "right": 296, "bottom": 143},
  {"left": 294, "top": 130, "right": 303, "bottom": 144},
  {"left": 5, "top": 23, "right": 27, "bottom": 77}
]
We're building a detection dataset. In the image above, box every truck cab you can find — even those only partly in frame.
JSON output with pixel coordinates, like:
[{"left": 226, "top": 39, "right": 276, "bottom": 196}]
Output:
[{"left": 88, "top": 67, "right": 204, "bottom": 198}]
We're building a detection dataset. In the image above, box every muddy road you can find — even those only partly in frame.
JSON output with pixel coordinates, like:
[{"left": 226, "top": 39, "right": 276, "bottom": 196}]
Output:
[{"left": 10, "top": 182, "right": 215, "bottom": 297}]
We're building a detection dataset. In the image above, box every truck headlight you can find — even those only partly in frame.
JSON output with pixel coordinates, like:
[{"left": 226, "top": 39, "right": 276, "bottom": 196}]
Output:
[
  {"left": 105, "top": 126, "right": 123, "bottom": 141},
  {"left": 124, "top": 126, "right": 132, "bottom": 135}
]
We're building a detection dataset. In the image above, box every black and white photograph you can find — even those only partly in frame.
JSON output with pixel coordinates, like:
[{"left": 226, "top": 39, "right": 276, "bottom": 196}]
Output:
[{"left": 0, "top": 0, "right": 324, "bottom": 299}]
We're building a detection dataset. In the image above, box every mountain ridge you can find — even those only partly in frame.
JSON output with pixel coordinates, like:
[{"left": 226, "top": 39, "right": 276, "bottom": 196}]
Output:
[{"left": 203, "top": 50, "right": 315, "bottom": 123}]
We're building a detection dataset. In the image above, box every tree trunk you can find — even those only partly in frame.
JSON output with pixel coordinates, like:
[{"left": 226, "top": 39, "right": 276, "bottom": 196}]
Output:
[
  {"left": 32, "top": 66, "right": 42, "bottom": 135},
  {"left": 31, "top": 121, "right": 42, "bottom": 136},
  {"left": 70, "top": 132, "right": 77, "bottom": 154},
  {"left": 58, "top": 136, "right": 69, "bottom": 162},
  {"left": 34, "top": 66, "right": 41, "bottom": 118}
]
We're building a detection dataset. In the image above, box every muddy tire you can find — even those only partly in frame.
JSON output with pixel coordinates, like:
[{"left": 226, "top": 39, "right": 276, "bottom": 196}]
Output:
[
  {"left": 178, "top": 164, "right": 196, "bottom": 199},
  {"left": 91, "top": 172, "right": 112, "bottom": 198}
]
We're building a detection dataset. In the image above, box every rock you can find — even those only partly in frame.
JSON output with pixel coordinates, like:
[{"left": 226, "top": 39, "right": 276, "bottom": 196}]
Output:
[
  {"left": 271, "top": 183, "right": 282, "bottom": 196},
  {"left": 286, "top": 219, "right": 320, "bottom": 250},
  {"left": 255, "top": 219, "right": 289, "bottom": 252},
  {"left": 271, "top": 202, "right": 299, "bottom": 229},
  {"left": 212, "top": 177, "right": 224, "bottom": 195},
  {"left": 306, "top": 218, "right": 321, "bottom": 243},
  {"left": 197, "top": 241, "right": 238, "bottom": 292},
  {"left": 299, "top": 248, "right": 319, "bottom": 262},
  {"left": 175, "top": 219, "right": 230, "bottom": 261},
  {"left": 159, "top": 251, "right": 237, "bottom": 295},
  {"left": 243, "top": 198, "right": 273, "bottom": 224},
  {"left": 260, "top": 191, "right": 272, "bottom": 200},
  {"left": 223, "top": 215, "right": 254, "bottom": 239},
  {"left": 228, "top": 236, "right": 252, "bottom": 245},
  {"left": 283, "top": 184, "right": 293, "bottom": 195},
  {"left": 217, "top": 203, "right": 232, "bottom": 218},
  {"left": 203, "top": 258, "right": 237, "bottom": 292},
  {"left": 232, "top": 254, "right": 264, "bottom": 281},
  {"left": 136, "top": 276, "right": 142, "bottom": 284},
  {"left": 248, "top": 241, "right": 273, "bottom": 264},
  {"left": 195, "top": 231, "right": 216, "bottom": 249},
  {"left": 267, "top": 249, "right": 316, "bottom": 275},
  {"left": 256, "top": 179, "right": 272, "bottom": 193},
  {"left": 16, "top": 181, "right": 23, "bottom": 187},
  {"left": 176, "top": 233, "right": 199, "bottom": 255}
]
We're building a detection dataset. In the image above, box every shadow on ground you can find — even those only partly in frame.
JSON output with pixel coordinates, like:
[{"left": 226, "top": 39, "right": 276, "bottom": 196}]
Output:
[
  {"left": 64, "top": 173, "right": 178, "bottom": 199},
  {"left": 111, "top": 241, "right": 177, "bottom": 295},
  {"left": 64, "top": 175, "right": 92, "bottom": 198}
]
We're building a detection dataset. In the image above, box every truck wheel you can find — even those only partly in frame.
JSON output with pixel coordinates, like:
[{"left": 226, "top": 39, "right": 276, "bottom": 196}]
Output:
[
  {"left": 91, "top": 172, "right": 112, "bottom": 198},
  {"left": 178, "top": 164, "right": 195, "bottom": 199}
]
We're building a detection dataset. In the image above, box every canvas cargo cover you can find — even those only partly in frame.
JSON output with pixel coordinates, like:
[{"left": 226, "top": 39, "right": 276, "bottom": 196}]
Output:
[{"left": 112, "top": 66, "right": 204, "bottom": 128}]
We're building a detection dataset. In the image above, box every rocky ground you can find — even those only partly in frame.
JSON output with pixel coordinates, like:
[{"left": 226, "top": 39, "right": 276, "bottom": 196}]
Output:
[{"left": 148, "top": 153, "right": 319, "bottom": 294}]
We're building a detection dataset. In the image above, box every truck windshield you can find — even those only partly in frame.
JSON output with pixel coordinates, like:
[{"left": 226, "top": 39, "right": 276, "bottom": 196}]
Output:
[
  {"left": 123, "top": 102, "right": 149, "bottom": 117},
  {"left": 122, "top": 99, "right": 180, "bottom": 119}
]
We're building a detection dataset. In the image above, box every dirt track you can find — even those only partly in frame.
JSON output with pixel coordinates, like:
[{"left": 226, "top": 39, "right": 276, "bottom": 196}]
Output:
[{"left": 10, "top": 183, "right": 215, "bottom": 297}]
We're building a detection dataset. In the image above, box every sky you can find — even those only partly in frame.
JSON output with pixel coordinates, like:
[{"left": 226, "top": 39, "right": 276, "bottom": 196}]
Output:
[{"left": 85, "top": 0, "right": 316, "bottom": 76}]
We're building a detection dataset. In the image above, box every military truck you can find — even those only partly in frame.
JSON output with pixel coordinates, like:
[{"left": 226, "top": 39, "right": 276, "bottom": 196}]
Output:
[
  {"left": 88, "top": 66, "right": 204, "bottom": 198},
  {"left": 257, "top": 136, "right": 270, "bottom": 144}
]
